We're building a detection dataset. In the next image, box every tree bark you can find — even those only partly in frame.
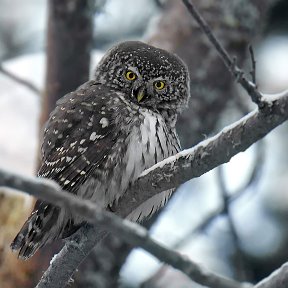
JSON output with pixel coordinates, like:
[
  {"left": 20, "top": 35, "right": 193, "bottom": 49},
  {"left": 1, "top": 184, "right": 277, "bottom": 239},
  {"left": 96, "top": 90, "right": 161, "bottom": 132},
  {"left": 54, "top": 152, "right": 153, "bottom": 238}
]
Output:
[
  {"left": 40, "top": 0, "right": 94, "bottom": 126},
  {"left": 36, "top": 0, "right": 95, "bottom": 286}
]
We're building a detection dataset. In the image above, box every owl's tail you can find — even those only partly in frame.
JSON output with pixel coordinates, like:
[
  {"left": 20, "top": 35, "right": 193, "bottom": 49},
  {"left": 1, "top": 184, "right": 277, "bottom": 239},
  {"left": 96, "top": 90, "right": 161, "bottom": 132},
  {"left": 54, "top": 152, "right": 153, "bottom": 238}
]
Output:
[{"left": 10, "top": 203, "right": 61, "bottom": 260}]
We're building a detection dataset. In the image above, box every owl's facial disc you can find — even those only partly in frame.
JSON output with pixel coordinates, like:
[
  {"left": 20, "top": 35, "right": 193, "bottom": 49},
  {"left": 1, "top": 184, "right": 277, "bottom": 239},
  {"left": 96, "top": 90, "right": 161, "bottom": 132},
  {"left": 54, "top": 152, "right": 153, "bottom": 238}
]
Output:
[{"left": 94, "top": 41, "right": 190, "bottom": 114}]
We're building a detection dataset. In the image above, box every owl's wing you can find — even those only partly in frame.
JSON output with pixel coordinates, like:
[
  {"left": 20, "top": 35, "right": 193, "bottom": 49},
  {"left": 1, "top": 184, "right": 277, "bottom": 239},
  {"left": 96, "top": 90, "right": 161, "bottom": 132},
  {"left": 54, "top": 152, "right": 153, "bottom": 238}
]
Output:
[
  {"left": 11, "top": 81, "right": 126, "bottom": 258},
  {"left": 38, "top": 81, "right": 122, "bottom": 193}
]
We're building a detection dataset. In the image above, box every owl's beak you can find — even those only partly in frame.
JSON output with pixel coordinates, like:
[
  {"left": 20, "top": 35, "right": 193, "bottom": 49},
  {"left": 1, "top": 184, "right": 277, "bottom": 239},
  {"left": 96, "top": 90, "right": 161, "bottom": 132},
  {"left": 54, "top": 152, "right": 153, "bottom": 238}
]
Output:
[{"left": 135, "top": 86, "right": 146, "bottom": 103}]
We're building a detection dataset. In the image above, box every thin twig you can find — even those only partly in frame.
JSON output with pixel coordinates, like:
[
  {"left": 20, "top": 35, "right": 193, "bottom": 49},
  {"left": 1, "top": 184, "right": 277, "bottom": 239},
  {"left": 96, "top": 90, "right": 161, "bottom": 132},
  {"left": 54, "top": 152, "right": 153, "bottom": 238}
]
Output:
[
  {"left": 217, "top": 166, "right": 252, "bottom": 281},
  {"left": 172, "top": 208, "right": 223, "bottom": 250},
  {"left": 181, "top": 0, "right": 265, "bottom": 108},
  {"left": 172, "top": 140, "right": 265, "bottom": 250},
  {"left": 0, "top": 64, "right": 40, "bottom": 95},
  {"left": 0, "top": 169, "right": 249, "bottom": 288},
  {"left": 248, "top": 45, "right": 257, "bottom": 88}
]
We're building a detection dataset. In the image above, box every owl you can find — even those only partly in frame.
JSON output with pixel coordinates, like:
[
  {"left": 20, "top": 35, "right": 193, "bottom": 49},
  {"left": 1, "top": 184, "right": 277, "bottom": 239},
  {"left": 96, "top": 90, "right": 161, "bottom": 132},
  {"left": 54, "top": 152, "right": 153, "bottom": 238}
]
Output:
[{"left": 11, "top": 41, "right": 190, "bottom": 260}]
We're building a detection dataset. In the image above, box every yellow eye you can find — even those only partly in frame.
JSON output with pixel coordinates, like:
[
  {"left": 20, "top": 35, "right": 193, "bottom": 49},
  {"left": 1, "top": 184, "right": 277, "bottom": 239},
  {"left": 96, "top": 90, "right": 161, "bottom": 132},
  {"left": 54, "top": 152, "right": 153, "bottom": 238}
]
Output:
[
  {"left": 154, "top": 81, "right": 165, "bottom": 90},
  {"left": 125, "top": 70, "right": 137, "bottom": 81}
]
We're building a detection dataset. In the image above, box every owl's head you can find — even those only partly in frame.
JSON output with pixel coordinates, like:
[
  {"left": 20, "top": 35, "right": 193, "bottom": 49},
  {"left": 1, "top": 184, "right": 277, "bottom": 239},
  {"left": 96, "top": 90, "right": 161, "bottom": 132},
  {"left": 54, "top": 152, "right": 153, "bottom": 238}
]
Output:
[{"left": 95, "top": 41, "right": 190, "bottom": 117}]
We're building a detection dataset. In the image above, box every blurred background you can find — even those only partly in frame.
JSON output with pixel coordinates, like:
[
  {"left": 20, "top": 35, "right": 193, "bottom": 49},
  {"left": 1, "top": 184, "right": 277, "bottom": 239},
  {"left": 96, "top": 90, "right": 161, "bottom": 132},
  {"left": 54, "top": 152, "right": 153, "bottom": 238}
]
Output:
[{"left": 1, "top": 0, "right": 288, "bottom": 287}]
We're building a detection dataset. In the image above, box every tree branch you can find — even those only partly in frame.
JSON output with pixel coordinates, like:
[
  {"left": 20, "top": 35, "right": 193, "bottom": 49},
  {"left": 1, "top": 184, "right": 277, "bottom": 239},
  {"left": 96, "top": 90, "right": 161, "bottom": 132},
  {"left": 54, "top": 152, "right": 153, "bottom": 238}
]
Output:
[
  {"left": 38, "top": 88, "right": 288, "bottom": 287},
  {"left": 36, "top": 225, "right": 107, "bottom": 288},
  {"left": 0, "top": 170, "right": 249, "bottom": 288},
  {"left": 181, "top": 0, "right": 265, "bottom": 108},
  {"left": 0, "top": 64, "right": 41, "bottom": 95},
  {"left": 248, "top": 45, "right": 257, "bottom": 88},
  {"left": 2, "top": 89, "right": 288, "bottom": 287},
  {"left": 113, "top": 90, "right": 288, "bottom": 218},
  {"left": 217, "top": 166, "right": 252, "bottom": 281}
]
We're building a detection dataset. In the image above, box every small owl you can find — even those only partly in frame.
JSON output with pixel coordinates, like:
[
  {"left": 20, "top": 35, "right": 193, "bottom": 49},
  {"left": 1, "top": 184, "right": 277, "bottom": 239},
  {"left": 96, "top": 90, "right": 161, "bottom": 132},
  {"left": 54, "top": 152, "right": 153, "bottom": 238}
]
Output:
[{"left": 11, "top": 41, "right": 190, "bottom": 259}]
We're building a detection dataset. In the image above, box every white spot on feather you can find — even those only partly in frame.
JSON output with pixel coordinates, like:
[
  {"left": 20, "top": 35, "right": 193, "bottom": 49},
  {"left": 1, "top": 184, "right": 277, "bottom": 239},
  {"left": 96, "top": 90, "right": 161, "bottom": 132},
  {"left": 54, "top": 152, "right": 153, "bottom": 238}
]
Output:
[
  {"left": 89, "top": 132, "right": 104, "bottom": 140},
  {"left": 78, "top": 147, "right": 87, "bottom": 153},
  {"left": 100, "top": 117, "right": 109, "bottom": 128},
  {"left": 90, "top": 132, "right": 97, "bottom": 141}
]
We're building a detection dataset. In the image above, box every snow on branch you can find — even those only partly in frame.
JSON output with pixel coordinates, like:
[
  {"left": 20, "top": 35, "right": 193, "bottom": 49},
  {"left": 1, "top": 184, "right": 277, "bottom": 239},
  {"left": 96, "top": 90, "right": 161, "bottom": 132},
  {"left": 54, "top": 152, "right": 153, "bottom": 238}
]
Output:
[
  {"left": 1, "top": 89, "right": 288, "bottom": 287},
  {"left": 0, "top": 169, "right": 248, "bottom": 288},
  {"left": 114, "top": 90, "right": 288, "bottom": 217}
]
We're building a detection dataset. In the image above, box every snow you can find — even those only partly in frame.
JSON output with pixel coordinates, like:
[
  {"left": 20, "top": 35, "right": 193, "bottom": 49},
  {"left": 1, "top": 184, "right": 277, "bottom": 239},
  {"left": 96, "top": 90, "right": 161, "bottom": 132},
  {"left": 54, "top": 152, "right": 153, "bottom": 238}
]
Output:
[{"left": 50, "top": 253, "right": 59, "bottom": 265}]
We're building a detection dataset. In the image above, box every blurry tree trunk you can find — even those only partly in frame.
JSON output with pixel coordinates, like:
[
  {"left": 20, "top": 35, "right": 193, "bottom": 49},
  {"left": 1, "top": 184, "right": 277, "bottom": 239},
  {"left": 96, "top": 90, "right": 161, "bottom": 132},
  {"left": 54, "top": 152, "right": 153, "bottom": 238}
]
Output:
[
  {"left": 0, "top": 1, "right": 94, "bottom": 286},
  {"left": 40, "top": 0, "right": 94, "bottom": 127},
  {"left": 0, "top": 1, "right": 95, "bottom": 288},
  {"left": 72, "top": 1, "right": 277, "bottom": 287},
  {"left": 35, "top": 0, "right": 94, "bottom": 284}
]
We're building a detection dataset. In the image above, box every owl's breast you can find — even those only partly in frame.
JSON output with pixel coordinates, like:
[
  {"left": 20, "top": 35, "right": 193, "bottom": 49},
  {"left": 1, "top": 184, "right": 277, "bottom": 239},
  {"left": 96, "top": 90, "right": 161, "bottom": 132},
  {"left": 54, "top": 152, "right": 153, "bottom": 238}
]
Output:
[
  {"left": 112, "top": 108, "right": 180, "bottom": 202},
  {"left": 77, "top": 97, "right": 180, "bottom": 210}
]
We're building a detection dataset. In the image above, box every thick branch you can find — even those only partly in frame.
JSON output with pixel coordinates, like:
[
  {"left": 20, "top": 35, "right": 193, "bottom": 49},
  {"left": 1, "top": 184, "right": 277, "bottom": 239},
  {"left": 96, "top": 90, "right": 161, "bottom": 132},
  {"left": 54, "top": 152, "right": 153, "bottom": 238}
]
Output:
[
  {"left": 113, "top": 90, "right": 288, "bottom": 218},
  {"left": 36, "top": 225, "right": 107, "bottom": 288},
  {"left": 0, "top": 170, "right": 248, "bottom": 288}
]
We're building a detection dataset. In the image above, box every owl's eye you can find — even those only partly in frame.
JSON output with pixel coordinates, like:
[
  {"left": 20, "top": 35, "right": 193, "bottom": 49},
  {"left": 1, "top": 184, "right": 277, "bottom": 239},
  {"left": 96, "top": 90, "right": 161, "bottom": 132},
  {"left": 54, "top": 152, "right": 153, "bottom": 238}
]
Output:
[
  {"left": 125, "top": 70, "right": 137, "bottom": 81},
  {"left": 154, "top": 81, "right": 165, "bottom": 90}
]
